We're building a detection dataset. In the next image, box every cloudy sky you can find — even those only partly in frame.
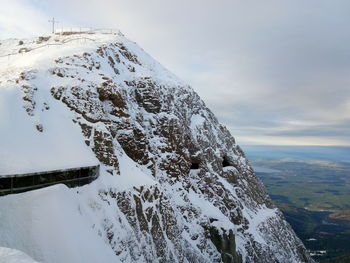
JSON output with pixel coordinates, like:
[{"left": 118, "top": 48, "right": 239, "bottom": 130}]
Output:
[{"left": 1, "top": 0, "right": 350, "bottom": 146}]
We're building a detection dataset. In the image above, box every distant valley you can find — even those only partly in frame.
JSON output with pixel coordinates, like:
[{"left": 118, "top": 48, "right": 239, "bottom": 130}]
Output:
[{"left": 244, "top": 146, "right": 350, "bottom": 262}]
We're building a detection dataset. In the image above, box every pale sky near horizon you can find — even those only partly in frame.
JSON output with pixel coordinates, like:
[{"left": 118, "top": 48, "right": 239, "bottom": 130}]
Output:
[{"left": 1, "top": 0, "right": 350, "bottom": 146}]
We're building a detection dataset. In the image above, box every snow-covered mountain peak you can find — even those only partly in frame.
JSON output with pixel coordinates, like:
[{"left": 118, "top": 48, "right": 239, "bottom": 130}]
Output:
[
  {"left": 0, "top": 31, "right": 185, "bottom": 88},
  {"left": 0, "top": 32, "right": 314, "bottom": 263}
]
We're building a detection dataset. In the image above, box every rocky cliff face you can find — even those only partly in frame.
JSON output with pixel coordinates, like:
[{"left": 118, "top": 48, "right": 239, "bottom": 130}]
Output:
[{"left": 0, "top": 32, "right": 314, "bottom": 263}]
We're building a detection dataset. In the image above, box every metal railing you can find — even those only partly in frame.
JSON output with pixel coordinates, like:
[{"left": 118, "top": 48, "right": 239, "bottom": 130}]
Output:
[
  {"left": 0, "top": 36, "right": 98, "bottom": 59},
  {"left": 0, "top": 28, "right": 120, "bottom": 59},
  {"left": 55, "top": 27, "right": 119, "bottom": 35},
  {"left": 0, "top": 165, "right": 99, "bottom": 196}
]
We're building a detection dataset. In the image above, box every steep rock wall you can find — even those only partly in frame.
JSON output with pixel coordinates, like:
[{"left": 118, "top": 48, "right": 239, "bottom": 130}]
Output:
[{"left": 0, "top": 33, "right": 314, "bottom": 263}]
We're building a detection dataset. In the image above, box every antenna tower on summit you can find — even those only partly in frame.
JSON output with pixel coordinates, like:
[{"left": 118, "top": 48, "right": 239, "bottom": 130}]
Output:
[{"left": 48, "top": 17, "right": 59, "bottom": 33}]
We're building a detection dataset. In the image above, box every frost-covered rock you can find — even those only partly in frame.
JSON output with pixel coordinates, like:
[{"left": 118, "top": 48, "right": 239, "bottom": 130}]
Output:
[{"left": 0, "top": 32, "right": 314, "bottom": 263}]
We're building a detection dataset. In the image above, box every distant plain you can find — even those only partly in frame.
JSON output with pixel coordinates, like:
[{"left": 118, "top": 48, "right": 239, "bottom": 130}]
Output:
[{"left": 243, "top": 146, "right": 350, "bottom": 262}]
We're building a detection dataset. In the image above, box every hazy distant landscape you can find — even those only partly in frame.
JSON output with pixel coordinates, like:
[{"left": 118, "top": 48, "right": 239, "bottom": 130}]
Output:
[{"left": 244, "top": 146, "right": 350, "bottom": 262}]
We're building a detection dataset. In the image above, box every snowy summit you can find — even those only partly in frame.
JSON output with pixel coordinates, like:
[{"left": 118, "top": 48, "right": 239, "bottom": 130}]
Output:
[{"left": 0, "top": 30, "right": 314, "bottom": 263}]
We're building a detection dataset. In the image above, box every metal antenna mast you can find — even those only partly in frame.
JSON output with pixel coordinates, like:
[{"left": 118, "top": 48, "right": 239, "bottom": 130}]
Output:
[{"left": 48, "top": 17, "right": 59, "bottom": 34}]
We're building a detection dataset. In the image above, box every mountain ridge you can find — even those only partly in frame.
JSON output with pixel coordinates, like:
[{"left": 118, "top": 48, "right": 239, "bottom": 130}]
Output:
[{"left": 0, "top": 31, "right": 314, "bottom": 263}]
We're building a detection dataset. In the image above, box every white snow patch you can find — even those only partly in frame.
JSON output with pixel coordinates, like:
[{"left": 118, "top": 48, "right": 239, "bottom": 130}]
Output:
[
  {"left": 0, "top": 83, "right": 97, "bottom": 176},
  {"left": 187, "top": 187, "right": 235, "bottom": 231},
  {"left": 0, "top": 184, "right": 119, "bottom": 263},
  {"left": 106, "top": 151, "right": 157, "bottom": 192},
  {"left": 0, "top": 247, "right": 39, "bottom": 263},
  {"left": 243, "top": 206, "right": 278, "bottom": 245},
  {"left": 190, "top": 114, "right": 206, "bottom": 131}
]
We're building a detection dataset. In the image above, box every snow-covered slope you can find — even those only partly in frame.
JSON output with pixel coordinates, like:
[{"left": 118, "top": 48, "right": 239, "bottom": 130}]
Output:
[
  {"left": 0, "top": 247, "right": 40, "bottom": 263},
  {"left": 0, "top": 32, "right": 314, "bottom": 263}
]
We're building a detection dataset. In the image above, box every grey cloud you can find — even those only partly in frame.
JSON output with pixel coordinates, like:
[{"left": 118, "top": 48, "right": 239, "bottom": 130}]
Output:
[
  {"left": 265, "top": 120, "right": 350, "bottom": 138},
  {"left": 4, "top": 0, "right": 350, "bottom": 145}
]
